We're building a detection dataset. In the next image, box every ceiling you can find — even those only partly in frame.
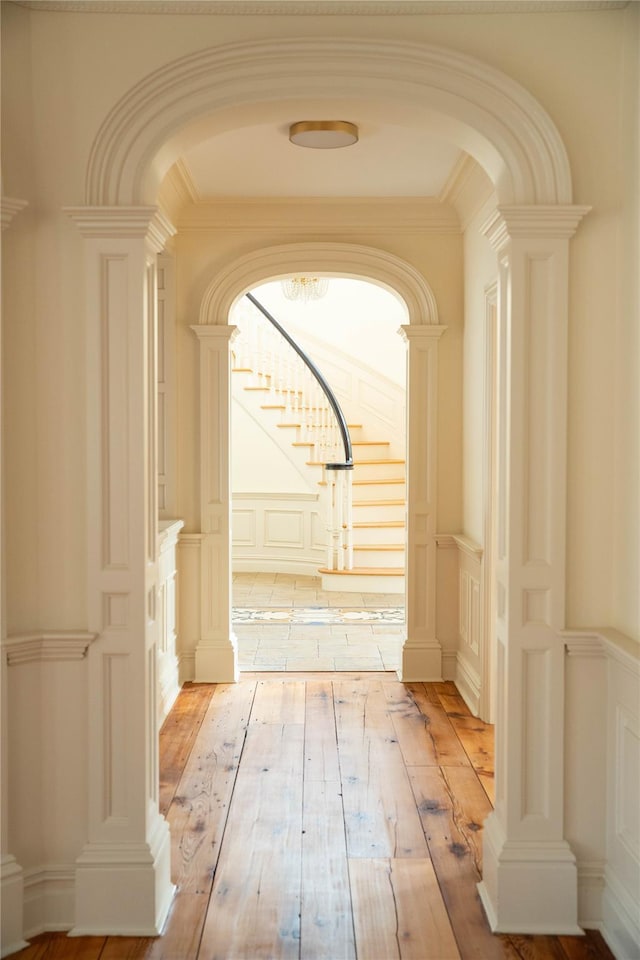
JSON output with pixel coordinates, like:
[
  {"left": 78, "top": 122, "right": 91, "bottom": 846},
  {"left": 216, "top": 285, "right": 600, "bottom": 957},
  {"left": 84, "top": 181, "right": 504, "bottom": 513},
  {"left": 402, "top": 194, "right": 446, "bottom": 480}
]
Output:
[{"left": 182, "top": 114, "right": 462, "bottom": 199}]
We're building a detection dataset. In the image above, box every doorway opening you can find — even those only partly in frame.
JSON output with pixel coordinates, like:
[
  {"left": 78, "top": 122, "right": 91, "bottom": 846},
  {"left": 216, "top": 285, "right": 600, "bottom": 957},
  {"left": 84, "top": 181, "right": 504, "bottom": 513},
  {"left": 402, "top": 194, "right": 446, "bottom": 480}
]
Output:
[{"left": 229, "top": 276, "right": 408, "bottom": 673}]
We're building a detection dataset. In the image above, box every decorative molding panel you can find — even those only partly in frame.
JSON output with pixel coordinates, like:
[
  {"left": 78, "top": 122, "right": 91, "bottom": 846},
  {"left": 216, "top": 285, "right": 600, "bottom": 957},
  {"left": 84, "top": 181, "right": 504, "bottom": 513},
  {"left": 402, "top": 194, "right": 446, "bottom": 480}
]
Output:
[
  {"left": 65, "top": 206, "right": 176, "bottom": 251},
  {"left": 1, "top": 197, "right": 28, "bottom": 231},
  {"left": 5, "top": 632, "right": 96, "bottom": 666}
]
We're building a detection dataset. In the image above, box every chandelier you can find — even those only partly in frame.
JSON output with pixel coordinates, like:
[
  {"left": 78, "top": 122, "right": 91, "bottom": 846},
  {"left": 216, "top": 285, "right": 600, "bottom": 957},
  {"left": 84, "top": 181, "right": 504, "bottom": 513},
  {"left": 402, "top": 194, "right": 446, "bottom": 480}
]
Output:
[{"left": 281, "top": 276, "right": 330, "bottom": 303}]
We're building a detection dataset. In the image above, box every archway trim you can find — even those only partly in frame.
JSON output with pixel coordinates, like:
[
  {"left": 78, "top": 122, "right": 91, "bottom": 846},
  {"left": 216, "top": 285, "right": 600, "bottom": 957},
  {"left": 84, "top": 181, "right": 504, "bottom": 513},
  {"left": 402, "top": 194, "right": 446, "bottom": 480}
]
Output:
[
  {"left": 198, "top": 241, "right": 440, "bottom": 326},
  {"left": 85, "top": 37, "right": 572, "bottom": 207}
]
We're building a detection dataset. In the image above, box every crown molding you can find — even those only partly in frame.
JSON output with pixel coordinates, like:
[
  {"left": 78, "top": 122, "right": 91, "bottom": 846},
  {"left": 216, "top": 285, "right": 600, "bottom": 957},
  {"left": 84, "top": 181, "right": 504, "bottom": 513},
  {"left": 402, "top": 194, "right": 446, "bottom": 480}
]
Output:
[
  {"left": 177, "top": 197, "right": 460, "bottom": 234},
  {"left": 438, "top": 154, "right": 496, "bottom": 231},
  {"left": 65, "top": 205, "right": 177, "bottom": 250},
  {"left": 482, "top": 204, "right": 591, "bottom": 248},
  {"left": 13, "top": 1, "right": 630, "bottom": 14},
  {"left": 1, "top": 197, "right": 28, "bottom": 232},
  {"left": 5, "top": 631, "right": 96, "bottom": 666}
]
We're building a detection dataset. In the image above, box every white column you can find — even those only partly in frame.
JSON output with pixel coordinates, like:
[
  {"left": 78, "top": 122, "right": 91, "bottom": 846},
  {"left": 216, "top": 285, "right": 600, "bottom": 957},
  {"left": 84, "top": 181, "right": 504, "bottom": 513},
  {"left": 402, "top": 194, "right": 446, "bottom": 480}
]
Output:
[
  {"left": 1, "top": 196, "right": 29, "bottom": 957},
  {"left": 400, "top": 324, "right": 447, "bottom": 681},
  {"left": 66, "top": 206, "right": 176, "bottom": 935},
  {"left": 190, "top": 324, "right": 238, "bottom": 683},
  {"left": 477, "top": 205, "right": 589, "bottom": 934}
]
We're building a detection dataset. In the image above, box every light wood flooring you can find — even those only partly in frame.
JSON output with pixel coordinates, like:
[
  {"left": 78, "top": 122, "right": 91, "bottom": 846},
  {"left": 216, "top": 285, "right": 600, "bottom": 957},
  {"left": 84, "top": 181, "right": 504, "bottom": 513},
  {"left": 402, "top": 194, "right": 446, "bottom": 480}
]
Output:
[
  {"left": 233, "top": 573, "right": 405, "bottom": 672},
  {"left": 17, "top": 677, "right": 614, "bottom": 960}
]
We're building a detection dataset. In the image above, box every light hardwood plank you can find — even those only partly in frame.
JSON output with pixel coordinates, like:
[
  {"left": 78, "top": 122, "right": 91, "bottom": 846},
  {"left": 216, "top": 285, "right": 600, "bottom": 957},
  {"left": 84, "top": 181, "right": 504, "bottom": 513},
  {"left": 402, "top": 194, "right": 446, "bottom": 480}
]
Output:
[
  {"left": 508, "top": 935, "right": 571, "bottom": 959},
  {"left": 301, "top": 779, "right": 356, "bottom": 959},
  {"left": 335, "top": 680, "right": 429, "bottom": 858},
  {"left": 435, "top": 691, "right": 495, "bottom": 802},
  {"left": 409, "top": 765, "right": 517, "bottom": 959},
  {"left": 250, "top": 677, "right": 306, "bottom": 724},
  {"left": 303, "top": 680, "right": 340, "bottom": 782},
  {"left": 391, "top": 682, "right": 470, "bottom": 767},
  {"left": 159, "top": 683, "right": 216, "bottom": 816},
  {"left": 349, "top": 858, "right": 461, "bottom": 959},
  {"left": 199, "top": 722, "right": 305, "bottom": 959},
  {"left": 166, "top": 681, "right": 256, "bottom": 892}
]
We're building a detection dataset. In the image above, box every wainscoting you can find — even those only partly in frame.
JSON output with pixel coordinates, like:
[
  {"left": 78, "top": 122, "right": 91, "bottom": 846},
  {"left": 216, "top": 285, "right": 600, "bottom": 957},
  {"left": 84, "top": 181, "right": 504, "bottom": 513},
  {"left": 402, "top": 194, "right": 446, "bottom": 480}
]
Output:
[{"left": 231, "top": 493, "right": 325, "bottom": 576}]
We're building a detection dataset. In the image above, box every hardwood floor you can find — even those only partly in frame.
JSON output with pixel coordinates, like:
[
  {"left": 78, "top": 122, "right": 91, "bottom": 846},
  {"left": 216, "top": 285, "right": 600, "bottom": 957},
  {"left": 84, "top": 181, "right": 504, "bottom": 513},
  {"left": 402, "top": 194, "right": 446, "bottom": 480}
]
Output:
[{"left": 16, "top": 677, "right": 615, "bottom": 960}]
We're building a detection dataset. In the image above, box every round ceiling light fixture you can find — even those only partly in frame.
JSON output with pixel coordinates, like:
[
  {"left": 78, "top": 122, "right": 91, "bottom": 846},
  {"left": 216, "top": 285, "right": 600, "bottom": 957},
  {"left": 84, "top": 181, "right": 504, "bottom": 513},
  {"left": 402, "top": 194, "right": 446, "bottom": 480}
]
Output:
[{"left": 289, "top": 120, "right": 359, "bottom": 150}]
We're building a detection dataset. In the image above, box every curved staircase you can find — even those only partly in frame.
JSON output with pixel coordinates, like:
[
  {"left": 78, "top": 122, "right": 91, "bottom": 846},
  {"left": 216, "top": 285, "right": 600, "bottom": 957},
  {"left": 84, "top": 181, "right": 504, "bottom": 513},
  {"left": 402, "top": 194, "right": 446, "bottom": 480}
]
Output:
[{"left": 232, "top": 295, "right": 406, "bottom": 594}]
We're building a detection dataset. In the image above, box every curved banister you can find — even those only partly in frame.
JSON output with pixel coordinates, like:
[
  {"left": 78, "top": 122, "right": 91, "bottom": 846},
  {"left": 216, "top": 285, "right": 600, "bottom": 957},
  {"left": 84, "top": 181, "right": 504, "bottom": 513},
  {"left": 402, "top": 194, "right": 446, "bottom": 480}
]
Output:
[{"left": 245, "top": 292, "right": 353, "bottom": 469}]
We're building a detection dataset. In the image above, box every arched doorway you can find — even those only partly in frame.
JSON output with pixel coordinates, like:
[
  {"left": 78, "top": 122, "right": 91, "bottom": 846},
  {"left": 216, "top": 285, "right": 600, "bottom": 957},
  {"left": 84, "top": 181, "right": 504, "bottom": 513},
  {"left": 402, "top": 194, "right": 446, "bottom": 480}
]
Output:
[
  {"left": 190, "top": 242, "right": 443, "bottom": 685},
  {"left": 68, "top": 36, "right": 588, "bottom": 937}
]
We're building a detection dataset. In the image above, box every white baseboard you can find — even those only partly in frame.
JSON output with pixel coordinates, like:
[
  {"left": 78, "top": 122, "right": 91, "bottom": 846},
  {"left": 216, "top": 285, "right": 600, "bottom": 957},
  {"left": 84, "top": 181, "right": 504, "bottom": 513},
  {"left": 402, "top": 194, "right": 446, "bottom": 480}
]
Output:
[
  {"left": 455, "top": 652, "right": 481, "bottom": 716},
  {"left": 23, "top": 864, "right": 75, "bottom": 939},
  {"left": 602, "top": 868, "right": 640, "bottom": 959},
  {"left": 1, "top": 856, "right": 28, "bottom": 957},
  {"left": 441, "top": 649, "right": 457, "bottom": 680},
  {"left": 577, "top": 861, "right": 605, "bottom": 929}
]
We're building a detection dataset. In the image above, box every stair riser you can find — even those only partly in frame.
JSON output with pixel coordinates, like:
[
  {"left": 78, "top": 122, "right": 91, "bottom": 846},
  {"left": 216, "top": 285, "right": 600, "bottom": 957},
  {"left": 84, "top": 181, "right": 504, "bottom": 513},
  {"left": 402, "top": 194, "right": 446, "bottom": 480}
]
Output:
[
  {"left": 352, "top": 525, "right": 405, "bottom": 545},
  {"left": 352, "top": 482, "right": 405, "bottom": 500},
  {"left": 353, "top": 550, "right": 405, "bottom": 567},
  {"left": 352, "top": 461, "right": 406, "bottom": 480},
  {"left": 352, "top": 503, "right": 405, "bottom": 523},
  {"left": 320, "top": 572, "right": 405, "bottom": 595},
  {"left": 352, "top": 443, "right": 391, "bottom": 459}
]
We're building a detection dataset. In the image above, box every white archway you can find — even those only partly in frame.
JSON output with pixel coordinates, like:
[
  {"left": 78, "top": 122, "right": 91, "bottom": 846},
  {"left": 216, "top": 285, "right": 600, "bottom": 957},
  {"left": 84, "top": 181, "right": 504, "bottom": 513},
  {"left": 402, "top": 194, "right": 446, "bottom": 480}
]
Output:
[
  {"left": 85, "top": 38, "right": 572, "bottom": 207},
  {"left": 69, "top": 35, "right": 589, "bottom": 939},
  {"left": 191, "top": 241, "right": 445, "bottom": 684}
]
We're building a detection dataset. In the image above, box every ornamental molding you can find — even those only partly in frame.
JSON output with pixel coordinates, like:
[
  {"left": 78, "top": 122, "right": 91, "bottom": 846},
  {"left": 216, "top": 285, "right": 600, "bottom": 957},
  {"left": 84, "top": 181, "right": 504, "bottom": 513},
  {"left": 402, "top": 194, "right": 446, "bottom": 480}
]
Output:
[
  {"left": 452, "top": 533, "right": 483, "bottom": 561},
  {"left": 190, "top": 324, "right": 239, "bottom": 342},
  {"left": 481, "top": 205, "right": 591, "bottom": 249},
  {"left": 434, "top": 533, "right": 458, "bottom": 549},
  {"left": 399, "top": 324, "right": 447, "bottom": 342},
  {"left": 563, "top": 630, "right": 607, "bottom": 659},
  {"left": 84, "top": 37, "right": 573, "bottom": 207},
  {"left": 563, "top": 627, "right": 639, "bottom": 670},
  {"left": 65, "top": 205, "right": 176, "bottom": 251},
  {"left": 177, "top": 197, "right": 460, "bottom": 235},
  {"left": 198, "top": 241, "right": 440, "bottom": 327},
  {"left": 5, "top": 631, "right": 97, "bottom": 666},
  {"left": 1, "top": 197, "right": 28, "bottom": 232},
  {"left": 14, "top": 1, "right": 629, "bottom": 14}
]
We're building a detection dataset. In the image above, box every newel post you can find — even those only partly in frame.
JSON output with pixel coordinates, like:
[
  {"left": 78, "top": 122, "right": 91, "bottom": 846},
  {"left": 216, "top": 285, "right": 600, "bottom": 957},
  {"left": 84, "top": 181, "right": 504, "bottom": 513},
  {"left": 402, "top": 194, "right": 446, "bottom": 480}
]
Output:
[
  {"left": 477, "top": 205, "right": 589, "bottom": 934},
  {"left": 66, "top": 206, "right": 176, "bottom": 935}
]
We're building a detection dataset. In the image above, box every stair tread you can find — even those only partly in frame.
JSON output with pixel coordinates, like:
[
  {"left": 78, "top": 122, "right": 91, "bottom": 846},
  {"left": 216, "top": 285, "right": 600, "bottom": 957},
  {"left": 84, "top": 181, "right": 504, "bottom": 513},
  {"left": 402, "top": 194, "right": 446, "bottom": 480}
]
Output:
[
  {"left": 353, "top": 520, "right": 404, "bottom": 528},
  {"left": 318, "top": 567, "right": 404, "bottom": 576},
  {"left": 353, "top": 498, "right": 405, "bottom": 506},
  {"left": 352, "top": 477, "right": 405, "bottom": 485},
  {"left": 353, "top": 544, "right": 404, "bottom": 551},
  {"left": 354, "top": 458, "right": 406, "bottom": 465}
]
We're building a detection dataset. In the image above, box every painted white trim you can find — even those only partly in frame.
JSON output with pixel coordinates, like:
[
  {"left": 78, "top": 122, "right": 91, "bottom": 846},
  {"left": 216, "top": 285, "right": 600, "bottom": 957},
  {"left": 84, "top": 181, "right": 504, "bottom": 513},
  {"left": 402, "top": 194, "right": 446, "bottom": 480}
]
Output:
[
  {"left": 84, "top": 37, "right": 573, "bottom": 206},
  {"left": 199, "top": 242, "right": 439, "bottom": 328},
  {"left": 0, "top": 198, "right": 28, "bottom": 232},
  {"left": 452, "top": 533, "right": 483, "bottom": 562},
  {"left": 602, "top": 866, "right": 640, "bottom": 960},
  {"left": 1, "top": 857, "right": 28, "bottom": 957},
  {"left": 455, "top": 651, "right": 481, "bottom": 716},
  {"left": 23, "top": 864, "right": 75, "bottom": 939},
  {"left": 4, "top": 632, "right": 96, "bottom": 666}
]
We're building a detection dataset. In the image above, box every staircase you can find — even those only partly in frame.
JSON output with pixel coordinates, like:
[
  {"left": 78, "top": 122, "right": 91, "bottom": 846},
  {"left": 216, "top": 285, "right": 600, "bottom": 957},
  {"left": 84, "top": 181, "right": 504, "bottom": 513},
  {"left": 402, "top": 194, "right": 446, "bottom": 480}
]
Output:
[{"left": 232, "top": 294, "right": 406, "bottom": 594}]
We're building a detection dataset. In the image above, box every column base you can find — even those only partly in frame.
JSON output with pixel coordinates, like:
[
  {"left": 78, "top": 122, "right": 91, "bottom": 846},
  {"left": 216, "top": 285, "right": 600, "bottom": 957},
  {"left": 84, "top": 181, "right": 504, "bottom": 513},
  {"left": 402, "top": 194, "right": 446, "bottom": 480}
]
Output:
[
  {"left": 1, "top": 856, "right": 28, "bottom": 957},
  {"left": 195, "top": 636, "right": 238, "bottom": 683},
  {"left": 71, "top": 815, "right": 174, "bottom": 936},
  {"left": 400, "top": 640, "right": 442, "bottom": 681},
  {"left": 478, "top": 811, "right": 582, "bottom": 935}
]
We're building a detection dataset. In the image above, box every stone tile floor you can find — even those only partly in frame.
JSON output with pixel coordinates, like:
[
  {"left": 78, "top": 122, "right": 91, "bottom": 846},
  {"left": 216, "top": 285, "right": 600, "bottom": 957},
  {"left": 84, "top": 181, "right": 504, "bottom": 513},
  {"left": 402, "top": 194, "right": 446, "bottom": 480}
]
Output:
[{"left": 233, "top": 571, "right": 405, "bottom": 672}]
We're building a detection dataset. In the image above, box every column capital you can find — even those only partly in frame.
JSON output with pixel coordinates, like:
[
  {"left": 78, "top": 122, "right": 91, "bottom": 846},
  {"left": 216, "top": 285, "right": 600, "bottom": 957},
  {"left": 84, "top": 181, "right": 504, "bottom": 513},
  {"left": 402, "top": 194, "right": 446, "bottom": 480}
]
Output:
[
  {"left": 399, "top": 323, "right": 447, "bottom": 344},
  {"left": 190, "top": 323, "right": 239, "bottom": 344},
  {"left": 481, "top": 205, "right": 591, "bottom": 250},
  {"left": 65, "top": 205, "right": 176, "bottom": 253},
  {"left": 1, "top": 197, "right": 28, "bottom": 232}
]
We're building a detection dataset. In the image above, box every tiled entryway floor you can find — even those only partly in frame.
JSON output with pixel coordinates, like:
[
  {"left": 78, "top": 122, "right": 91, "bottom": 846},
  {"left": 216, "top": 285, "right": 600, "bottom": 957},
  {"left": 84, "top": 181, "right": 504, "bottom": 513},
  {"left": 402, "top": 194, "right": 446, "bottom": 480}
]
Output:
[{"left": 233, "top": 571, "right": 405, "bottom": 672}]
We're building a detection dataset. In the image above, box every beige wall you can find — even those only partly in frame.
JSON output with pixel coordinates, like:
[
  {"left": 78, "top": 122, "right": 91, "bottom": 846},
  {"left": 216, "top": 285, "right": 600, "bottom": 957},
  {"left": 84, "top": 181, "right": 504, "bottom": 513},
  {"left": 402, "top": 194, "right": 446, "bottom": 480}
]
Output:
[{"left": 1, "top": 2, "right": 638, "bottom": 640}]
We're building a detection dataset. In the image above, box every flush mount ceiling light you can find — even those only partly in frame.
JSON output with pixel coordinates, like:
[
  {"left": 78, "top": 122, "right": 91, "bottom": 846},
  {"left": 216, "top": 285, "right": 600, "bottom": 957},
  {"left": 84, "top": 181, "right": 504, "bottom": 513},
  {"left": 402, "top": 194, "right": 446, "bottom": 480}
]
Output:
[{"left": 289, "top": 120, "right": 359, "bottom": 150}]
